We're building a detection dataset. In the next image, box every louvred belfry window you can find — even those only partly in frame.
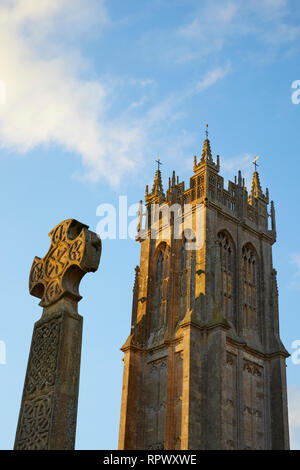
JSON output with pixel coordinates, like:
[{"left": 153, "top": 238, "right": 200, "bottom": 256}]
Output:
[
  {"left": 152, "top": 245, "right": 169, "bottom": 329},
  {"left": 178, "top": 238, "right": 190, "bottom": 321},
  {"left": 242, "top": 244, "right": 257, "bottom": 328},
  {"left": 218, "top": 232, "right": 234, "bottom": 320}
]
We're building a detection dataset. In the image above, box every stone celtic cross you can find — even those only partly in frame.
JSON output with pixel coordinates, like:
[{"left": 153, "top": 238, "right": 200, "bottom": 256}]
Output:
[
  {"left": 29, "top": 219, "right": 101, "bottom": 307},
  {"left": 14, "top": 219, "right": 101, "bottom": 450}
]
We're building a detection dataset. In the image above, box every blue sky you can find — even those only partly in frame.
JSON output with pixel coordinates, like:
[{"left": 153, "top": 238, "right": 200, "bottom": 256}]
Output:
[{"left": 0, "top": 0, "right": 300, "bottom": 449}]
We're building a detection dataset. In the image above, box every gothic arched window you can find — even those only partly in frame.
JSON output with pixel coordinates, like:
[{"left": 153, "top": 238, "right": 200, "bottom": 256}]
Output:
[
  {"left": 178, "top": 237, "right": 191, "bottom": 322},
  {"left": 180, "top": 238, "right": 190, "bottom": 271},
  {"left": 242, "top": 244, "right": 257, "bottom": 328},
  {"left": 218, "top": 232, "right": 234, "bottom": 320},
  {"left": 152, "top": 245, "right": 169, "bottom": 329},
  {"left": 156, "top": 251, "right": 164, "bottom": 283}
]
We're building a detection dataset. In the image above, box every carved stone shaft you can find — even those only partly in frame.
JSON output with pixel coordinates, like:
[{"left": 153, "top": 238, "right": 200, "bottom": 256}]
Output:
[{"left": 14, "top": 219, "right": 101, "bottom": 450}]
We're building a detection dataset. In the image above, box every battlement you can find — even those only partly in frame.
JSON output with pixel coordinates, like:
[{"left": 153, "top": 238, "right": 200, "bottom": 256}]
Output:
[{"left": 144, "top": 136, "right": 275, "bottom": 240}]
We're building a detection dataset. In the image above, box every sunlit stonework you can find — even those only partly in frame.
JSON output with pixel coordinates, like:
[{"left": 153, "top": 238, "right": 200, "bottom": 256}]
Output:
[
  {"left": 118, "top": 135, "right": 290, "bottom": 450},
  {"left": 15, "top": 219, "right": 101, "bottom": 450}
]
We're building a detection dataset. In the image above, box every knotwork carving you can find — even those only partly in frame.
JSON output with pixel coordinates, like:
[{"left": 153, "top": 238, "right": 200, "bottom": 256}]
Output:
[
  {"left": 29, "top": 219, "right": 101, "bottom": 307},
  {"left": 15, "top": 392, "right": 54, "bottom": 450},
  {"left": 25, "top": 319, "right": 61, "bottom": 396}
]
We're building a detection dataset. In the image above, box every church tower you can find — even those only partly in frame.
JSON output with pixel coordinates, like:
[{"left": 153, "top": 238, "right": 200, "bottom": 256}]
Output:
[{"left": 118, "top": 132, "right": 290, "bottom": 450}]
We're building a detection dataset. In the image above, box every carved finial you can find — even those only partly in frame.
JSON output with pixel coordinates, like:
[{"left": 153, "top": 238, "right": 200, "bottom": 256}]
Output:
[
  {"left": 137, "top": 200, "right": 143, "bottom": 233},
  {"left": 134, "top": 265, "right": 140, "bottom": 286},
  {"left": 193, "top": 155, "right": 198, "bottom": 172},
  {"left": 151, "top": 168, "right": 164, "bottom": 196},
  {"left": 149, "top": 156, "right": 164, "bottom": 196},
  {"left": 200, "top": 123, "right": 213, "bottom": 164},
  {"left": 250, "top": 169, "right": 263, "bottom": 198},
  {"left": 29, "top": 219, "right": 101, "bottom": 308},
  {"left": 193, "top": 125, "right": 219, "bottom": 173},
  {"left": 145, "top": 157, "right": 165, "bottom": 204},
  {"left": 238, "top": 170, "right": 242, "bottom": 186},
  {"left": 201, "top": 137, "right": 213, "bottom": 163},
  {"left": 271, "top": 200, "right": 277, "bottom": 238}
]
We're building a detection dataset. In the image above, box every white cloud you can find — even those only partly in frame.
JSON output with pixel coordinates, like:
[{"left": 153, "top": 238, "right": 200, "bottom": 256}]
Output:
[
  {"left": 263, "top": 23, "right": 300, "bottom": 44},
  {"left": 175, "top": 51, "right": 201, "bottom": 65},
  {"left": 1, "top": 1, "right": 296, "bottom": 187},
  {"left": 251, "top": 0, "right": 288, "bottom": 18},
  {"left": 140, "top": 79, "right": 155, "bottom": 87},
  {"left": 288, "top": 386, "right": 300, "bottom": 450},
  {"left": 0, "top": 1, "right": 226, "bottom": 187},
  {"left": 0, "top": 0, "right": 148, "bottom": 186},
  {"left": 179, "top": 1, "right": 239, "bottom": 39},
  {"left": 216, "top": 1, "right": 240, "bottom": 23},
  {"left": 196, "top": 64, "right": 231, "bottom": 92},
  {"left": 176, "top": 0, "right": 296, "bottom": 64},
  {"left": 175, "top": 2, "right": 241, "bottom": 63},
  {"left": 130, "top": 96, "right": 148, "bottom": 109}
]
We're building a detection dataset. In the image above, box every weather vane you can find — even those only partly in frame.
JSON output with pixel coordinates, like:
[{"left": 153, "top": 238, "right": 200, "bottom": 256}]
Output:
[
  {"left": 205, "top": 123, "right": 209, "bottom": 139},
  {"left": 156, "top": 155, "right": 162, "bottom": 171},
  {"left": 253, "top": 156, "right": 259, "bottom": 172}
]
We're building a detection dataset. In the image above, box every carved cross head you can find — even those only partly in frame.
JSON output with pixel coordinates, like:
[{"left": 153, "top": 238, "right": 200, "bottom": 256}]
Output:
[{"left": 29, "top": 219, "right": 101, "bottom": 307}]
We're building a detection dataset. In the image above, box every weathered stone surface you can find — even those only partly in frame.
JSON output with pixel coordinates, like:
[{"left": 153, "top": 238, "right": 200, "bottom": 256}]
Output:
[
  {"left": 118, "top": 138, "right": 289, "bottom": 450},
  {"left": 15, "top": 219, "right": 101, "bottom": 450}
]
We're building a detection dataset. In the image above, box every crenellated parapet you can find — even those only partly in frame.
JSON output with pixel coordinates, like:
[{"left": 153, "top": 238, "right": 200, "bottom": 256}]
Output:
[{"left": 142, "top": 137, "right": 275, "bottom": 241}]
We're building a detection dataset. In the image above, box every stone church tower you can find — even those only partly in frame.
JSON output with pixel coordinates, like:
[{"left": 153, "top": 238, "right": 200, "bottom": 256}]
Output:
[{"left": 118, "top": 134, "right": 290, "bottom": 450}]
